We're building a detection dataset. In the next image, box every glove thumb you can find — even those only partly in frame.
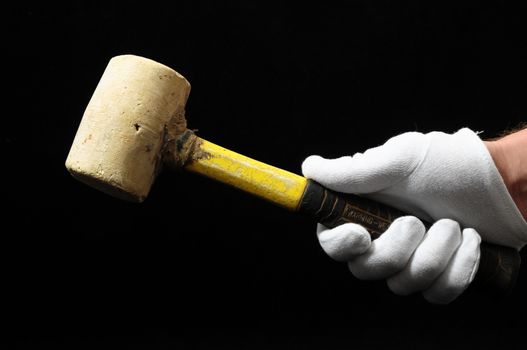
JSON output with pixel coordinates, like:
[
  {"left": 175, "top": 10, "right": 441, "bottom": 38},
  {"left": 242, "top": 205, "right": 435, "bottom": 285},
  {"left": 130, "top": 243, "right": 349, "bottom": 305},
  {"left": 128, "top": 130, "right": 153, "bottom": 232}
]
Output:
[{"left": 301, "top": 132, "right": 427, "bottom": 194}]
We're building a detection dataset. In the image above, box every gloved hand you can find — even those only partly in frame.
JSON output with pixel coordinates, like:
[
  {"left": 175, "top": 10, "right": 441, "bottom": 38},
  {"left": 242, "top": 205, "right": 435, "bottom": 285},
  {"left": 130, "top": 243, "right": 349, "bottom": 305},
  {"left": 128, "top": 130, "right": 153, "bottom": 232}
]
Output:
[{"left": 302, "top": 128, "right": 527, "bottom": 304}]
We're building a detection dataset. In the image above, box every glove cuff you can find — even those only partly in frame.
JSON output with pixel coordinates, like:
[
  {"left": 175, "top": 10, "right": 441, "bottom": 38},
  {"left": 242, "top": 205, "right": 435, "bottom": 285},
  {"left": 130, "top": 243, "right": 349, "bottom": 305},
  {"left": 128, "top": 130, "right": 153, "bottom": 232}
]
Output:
[{"left": 460, "top": 128, "right": 527, "bottom": 249}]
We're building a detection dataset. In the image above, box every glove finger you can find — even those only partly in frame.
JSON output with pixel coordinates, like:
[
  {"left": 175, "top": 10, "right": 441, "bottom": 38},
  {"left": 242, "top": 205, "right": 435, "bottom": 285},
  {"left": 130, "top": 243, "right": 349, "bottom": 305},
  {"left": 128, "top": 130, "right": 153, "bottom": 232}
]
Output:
[
  {"left": 301, "top": 132, "right": 426, "bottom": 194},
  {"left": 347, "top": 216, "right": 425, "bottom": 280},
  {"left": 387, "top": 219, "right": 462, "bottom": 295},
  {"left": 422, "top": 228, "right": 481, "bottom": 304},
  {"left": 317, "top": 223, "right": 371, "bottom": 262}
]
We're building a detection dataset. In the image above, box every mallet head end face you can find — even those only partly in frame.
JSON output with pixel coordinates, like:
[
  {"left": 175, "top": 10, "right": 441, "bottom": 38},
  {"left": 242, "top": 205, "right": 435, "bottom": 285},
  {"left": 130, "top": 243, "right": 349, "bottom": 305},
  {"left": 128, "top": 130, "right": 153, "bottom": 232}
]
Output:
[{"left": 65, "top": 55, "right": 191, "bottom": 201}]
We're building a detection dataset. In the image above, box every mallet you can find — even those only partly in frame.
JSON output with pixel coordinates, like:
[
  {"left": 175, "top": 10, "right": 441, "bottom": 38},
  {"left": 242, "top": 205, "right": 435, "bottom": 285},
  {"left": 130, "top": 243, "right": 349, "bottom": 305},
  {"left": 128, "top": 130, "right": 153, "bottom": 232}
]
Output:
[{"left": 66, "top": 55, "right": 520, "bottom": 297}]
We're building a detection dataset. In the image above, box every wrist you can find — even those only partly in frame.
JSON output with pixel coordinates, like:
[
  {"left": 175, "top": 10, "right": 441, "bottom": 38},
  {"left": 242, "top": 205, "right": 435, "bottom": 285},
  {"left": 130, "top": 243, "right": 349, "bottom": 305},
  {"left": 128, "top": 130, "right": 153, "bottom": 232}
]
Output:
[{"left": 484, "top": 129, "right": 527, "bottom": 220}]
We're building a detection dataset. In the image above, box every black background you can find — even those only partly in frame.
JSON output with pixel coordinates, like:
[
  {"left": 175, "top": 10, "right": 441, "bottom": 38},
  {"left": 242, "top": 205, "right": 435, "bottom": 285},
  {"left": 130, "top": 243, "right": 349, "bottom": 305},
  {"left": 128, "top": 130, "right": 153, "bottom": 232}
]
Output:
[{"left": 4, "top": 1, "right": 527, "bottom": 348}]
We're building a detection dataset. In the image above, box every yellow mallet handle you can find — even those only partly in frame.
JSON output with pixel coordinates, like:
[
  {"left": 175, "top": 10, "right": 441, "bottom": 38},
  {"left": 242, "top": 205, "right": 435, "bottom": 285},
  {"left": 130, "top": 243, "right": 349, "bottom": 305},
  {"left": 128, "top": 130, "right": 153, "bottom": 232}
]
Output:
[{"left": 176, "top": 130, "right": 520, "bottom": 299}]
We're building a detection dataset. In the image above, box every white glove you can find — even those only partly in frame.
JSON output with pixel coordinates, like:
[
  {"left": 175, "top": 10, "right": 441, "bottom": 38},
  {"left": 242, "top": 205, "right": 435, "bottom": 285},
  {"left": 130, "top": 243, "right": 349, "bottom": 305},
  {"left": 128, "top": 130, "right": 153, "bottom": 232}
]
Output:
[{"left": 302, "top": 128, "right": 527, "bottom": 304}]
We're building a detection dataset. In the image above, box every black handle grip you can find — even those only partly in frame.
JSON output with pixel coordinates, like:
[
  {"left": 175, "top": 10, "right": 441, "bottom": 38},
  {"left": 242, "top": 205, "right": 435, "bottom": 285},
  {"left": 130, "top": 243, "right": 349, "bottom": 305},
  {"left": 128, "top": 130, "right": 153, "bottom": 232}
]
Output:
[{"left": 298, "top": 180, "right": 520, "bottom": 297}]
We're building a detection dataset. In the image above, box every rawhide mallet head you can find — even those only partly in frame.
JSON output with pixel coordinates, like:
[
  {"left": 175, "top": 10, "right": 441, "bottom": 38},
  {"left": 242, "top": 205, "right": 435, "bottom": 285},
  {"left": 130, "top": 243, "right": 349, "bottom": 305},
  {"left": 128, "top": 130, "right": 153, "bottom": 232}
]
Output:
[{"left": 65, "top": 55, "right": 191, "bottom": 202}]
